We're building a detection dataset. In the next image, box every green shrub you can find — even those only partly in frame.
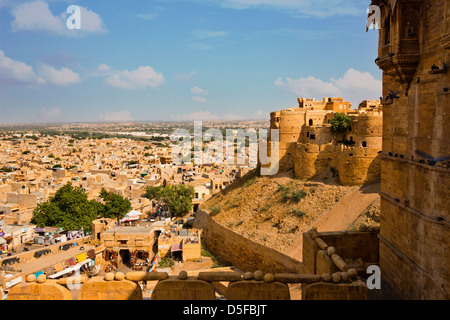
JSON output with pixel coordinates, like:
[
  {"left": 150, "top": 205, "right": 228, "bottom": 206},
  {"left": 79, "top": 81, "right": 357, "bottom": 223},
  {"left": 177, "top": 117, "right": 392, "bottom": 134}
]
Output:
[
  {"left": 291, "top": 209, "right": 307, "bottom": 218},
  {"left": 243, "top": 178, "right": 255, "bottom": 188},
  {"left": 210, "top": 206, "right": 221, "bottom": 216},
  {"left": 292, "top": 190, "right": 307, "bottom": 202},
  {"left": 159, "top": 257, "right": 175, "bottom": 268}
]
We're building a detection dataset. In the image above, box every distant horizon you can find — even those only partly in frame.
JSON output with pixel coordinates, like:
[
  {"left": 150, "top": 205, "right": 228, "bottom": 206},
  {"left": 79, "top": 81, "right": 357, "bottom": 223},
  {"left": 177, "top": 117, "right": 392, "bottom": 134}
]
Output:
[{"left": 0, "top": 118, "right": 270, "bottom": 127}]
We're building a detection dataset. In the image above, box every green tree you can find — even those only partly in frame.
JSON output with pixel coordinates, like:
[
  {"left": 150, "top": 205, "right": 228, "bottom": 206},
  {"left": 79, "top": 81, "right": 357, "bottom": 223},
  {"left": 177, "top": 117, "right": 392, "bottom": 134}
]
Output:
[
  {"left": 99, "top": 188, "right": 132, "bottom": 220},
  {"left": 330, "top": 113, "right": 352, "bottom": 133},
  {"left": 143, "top": 184, "right": 194, "bottom": 217},
  {"left": 159, "top": 184, "right": 195, "bottom": 217},
  {"left": 142, "top": 186, "right": 163, "bottom": 200},
  {"left": 31, "top": 182, "right": 100, "bottom": 232}
]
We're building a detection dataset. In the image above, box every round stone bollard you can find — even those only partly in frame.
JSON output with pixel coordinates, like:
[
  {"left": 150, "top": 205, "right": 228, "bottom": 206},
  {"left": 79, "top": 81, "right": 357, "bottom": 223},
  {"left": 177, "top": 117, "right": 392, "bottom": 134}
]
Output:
[
  {"left": 115, "top": 272, "right": 125, "bottom": 281},
  {"left": 253, "top": 270, "right": 264, "bottom": 281},
  {"left": 243, "top": 272, "right": 254, "bottom": 280},
  {"left": 178, "top": 270, "right": 188, "bottom": 280},
  {"left": 37, "top": 274, "right": 46, "bottom": 284},
  {"left": 26, "top": 274, "right": 36, "bottom": 283},
  {"left": 263, "top": 273, "right": 275, "bottom": 283},
  {"left": 321, "top": 273, "right": 331, "bottom": 282},
  {"left": 104, "top": 272, "right": 115, "bottom": 281},
  {"left": 331, "top": 272, "right": 342, "bottom": 283}
]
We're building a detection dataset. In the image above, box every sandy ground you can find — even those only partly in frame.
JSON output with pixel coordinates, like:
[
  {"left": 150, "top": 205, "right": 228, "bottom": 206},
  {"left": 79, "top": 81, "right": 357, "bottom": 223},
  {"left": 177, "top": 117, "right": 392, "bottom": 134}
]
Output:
[{"left": 285, "top": 181, "right": 380, "bottom": 261}]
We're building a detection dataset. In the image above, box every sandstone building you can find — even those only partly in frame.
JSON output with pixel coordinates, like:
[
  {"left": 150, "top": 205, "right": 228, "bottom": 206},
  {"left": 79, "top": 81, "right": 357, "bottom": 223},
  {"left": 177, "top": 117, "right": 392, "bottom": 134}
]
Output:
[
  {"left": 371, "top": 0, "right": 449, "bottom": 299},
  {"left": 269, "top": 98, "right": 383, "bottom": 185}
]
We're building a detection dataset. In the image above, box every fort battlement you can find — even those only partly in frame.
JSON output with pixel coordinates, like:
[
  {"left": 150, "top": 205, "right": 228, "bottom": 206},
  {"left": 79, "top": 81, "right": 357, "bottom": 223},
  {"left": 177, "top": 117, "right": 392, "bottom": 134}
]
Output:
[
  {"left": 267, "top": 98, "right": 383, "bottom": 184},
  {"left": 293, "top": 143, "right": 381, "bottom": 186}
]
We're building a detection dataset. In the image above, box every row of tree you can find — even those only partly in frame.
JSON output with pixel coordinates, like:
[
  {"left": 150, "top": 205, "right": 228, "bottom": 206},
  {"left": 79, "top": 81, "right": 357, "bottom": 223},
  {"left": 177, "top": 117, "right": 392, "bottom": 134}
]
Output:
[
  {"left": 31, "top": 183, "right": 132, "bottom": 232},
  {"left": 31, "top": 182, "right": 196, "bottom": 232},
  {"left": 142, "top": 184, "right": 195, "bottom": 217}
]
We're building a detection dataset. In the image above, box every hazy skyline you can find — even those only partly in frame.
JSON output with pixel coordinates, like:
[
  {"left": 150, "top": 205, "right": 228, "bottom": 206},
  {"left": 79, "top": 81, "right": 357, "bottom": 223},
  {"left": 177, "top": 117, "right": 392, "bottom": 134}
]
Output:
[{"left": 0, "top": 0, "right": 381, "bottom": 123}]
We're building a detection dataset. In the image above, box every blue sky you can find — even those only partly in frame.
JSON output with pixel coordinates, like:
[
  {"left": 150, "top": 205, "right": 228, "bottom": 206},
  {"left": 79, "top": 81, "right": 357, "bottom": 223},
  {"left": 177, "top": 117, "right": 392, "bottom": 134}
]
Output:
[{"left": 0, "top": 0, "right": 381, "bottom": 123}]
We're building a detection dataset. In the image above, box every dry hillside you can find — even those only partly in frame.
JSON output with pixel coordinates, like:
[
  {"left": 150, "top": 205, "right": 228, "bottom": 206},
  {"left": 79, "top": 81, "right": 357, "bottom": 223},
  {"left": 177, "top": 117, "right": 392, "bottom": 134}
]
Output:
[{"left": 201, "top": 169, "right": 366, "bottom": 255}]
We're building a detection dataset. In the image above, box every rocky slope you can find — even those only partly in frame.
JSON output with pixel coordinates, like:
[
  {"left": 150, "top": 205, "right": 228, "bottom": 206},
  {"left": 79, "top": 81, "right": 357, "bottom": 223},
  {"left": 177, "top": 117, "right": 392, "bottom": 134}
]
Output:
[{"left": 201, "top": 170, "right": 362, "bottom": 255}]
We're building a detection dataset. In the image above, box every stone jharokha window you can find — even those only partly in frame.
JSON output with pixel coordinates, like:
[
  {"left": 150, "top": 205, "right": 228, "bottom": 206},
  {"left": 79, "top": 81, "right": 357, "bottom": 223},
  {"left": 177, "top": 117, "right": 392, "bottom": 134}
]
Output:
[
  {"left": 403, "top": 10, "right": 419, "bottom": 38},
  {"left": 400, "top": 8, "right": 420, "bottom": 53}
]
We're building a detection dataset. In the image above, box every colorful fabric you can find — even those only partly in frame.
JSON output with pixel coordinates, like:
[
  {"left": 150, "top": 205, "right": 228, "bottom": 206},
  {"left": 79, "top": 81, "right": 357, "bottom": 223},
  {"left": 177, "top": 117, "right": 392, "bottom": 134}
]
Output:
[
  {"left": 54, "top": 263, "right": 63, "bottom": 272},
  {"left": 34, "top": 270, "right": 44, "bottom": 277},
  {"left": 76, "top": 253, "right": 87, "bottom": 263}
]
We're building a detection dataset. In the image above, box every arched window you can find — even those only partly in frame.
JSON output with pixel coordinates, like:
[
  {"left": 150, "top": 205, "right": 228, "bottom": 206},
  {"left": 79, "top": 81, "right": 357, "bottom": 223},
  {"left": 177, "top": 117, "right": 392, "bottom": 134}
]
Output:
[{"left": 309, "top": 119, "right": 313, "bottom": 126}]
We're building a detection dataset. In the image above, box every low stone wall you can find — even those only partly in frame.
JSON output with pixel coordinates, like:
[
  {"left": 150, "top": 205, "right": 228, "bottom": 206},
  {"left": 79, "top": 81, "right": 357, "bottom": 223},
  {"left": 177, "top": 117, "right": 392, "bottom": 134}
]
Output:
[
  {"left": 302, "top": 280, "right": 367, "bottom": 300},
  {"left": 193, "top": 209, "right": 307, "bottom": 274},
  {"left": 8, "top": 270, "right": 356, "bottom": 300}
]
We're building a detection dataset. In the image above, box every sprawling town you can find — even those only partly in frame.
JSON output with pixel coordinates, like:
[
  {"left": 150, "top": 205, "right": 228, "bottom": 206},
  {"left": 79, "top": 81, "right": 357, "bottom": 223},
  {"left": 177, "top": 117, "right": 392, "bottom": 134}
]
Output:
[{"left": 0, "top": 0, "right": 448, "bottom": 305}]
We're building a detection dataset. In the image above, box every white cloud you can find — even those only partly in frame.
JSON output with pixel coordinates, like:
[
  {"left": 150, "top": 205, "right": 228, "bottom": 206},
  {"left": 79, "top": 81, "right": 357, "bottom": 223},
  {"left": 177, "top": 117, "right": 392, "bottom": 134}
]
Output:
[
  {"left": 99, "top": 111, "right": 134, "bottom": 122},
  {"left": 97, "top": 64, "right": 112, "bottom": 72},
  {"left": 0, "top": 50, "right": 82, "bottom": 87},
  {"left": 275, "top": 68, "right": 382, "bottom": 107},
  {"left": 36, "top": 107, "right": 64, "bottom": 123},
  {"left": 191, "top": 86, "right": 209, "bottom": 103},
  {"left": 75, "top": 6, "right": 106, "bottom": 34},
  {"left": 0, "top": 50, "right": 45, "bottom": 85},
  {"left": 192, "top": 96, "right": 208, "bottom": 103},
  {"left": 11, "top": 0, "right": 106, "bottom": 36},
  {"left": 37, "top": 63, "right": 81, "bottom": 86},
  {"left": 105, "top": 66, "right": 165, "bottom": 90},
  {"left": 191, "top": 86, "right": 209, "bottom": 95},
  {"left": 332, "top": 68, "right": 381, "bottom": 91},
  {"left": 275, "top": 76, "right": 341, "bottom": 98}
]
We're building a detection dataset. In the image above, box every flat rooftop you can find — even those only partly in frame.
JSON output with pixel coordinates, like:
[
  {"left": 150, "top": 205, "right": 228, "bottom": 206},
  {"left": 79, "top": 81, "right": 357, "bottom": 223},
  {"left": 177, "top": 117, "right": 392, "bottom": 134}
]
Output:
[{"left": 102, "top": 226, "right": 154, "bottom": 235}]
